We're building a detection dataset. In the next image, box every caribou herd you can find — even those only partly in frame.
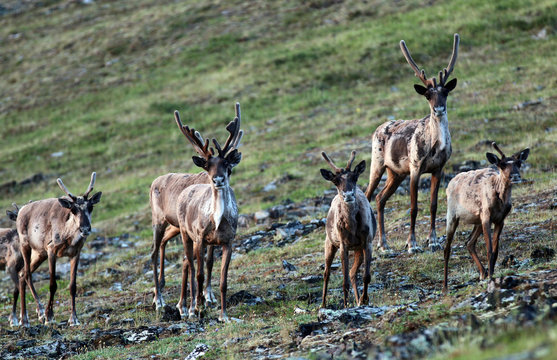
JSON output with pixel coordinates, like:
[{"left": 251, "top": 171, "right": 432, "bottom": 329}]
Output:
[{"left": 1, "top": 33, "right": 531, "bottom": 326}]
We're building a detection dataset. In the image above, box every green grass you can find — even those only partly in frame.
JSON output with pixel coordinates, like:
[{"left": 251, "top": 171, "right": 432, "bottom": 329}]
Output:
[{"left": 1, "top": 0, "right": 557, "bottom": 358}]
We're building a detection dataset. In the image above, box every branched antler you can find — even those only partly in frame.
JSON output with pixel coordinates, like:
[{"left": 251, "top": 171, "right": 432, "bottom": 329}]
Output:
[
  {"left": 400, "top": 40, "right": 431, "bottom": 87},
  {"left": 439, "top": 33, "right": 459, "bottom": 86},
  {"left": 175, "top": 103, "right": 243, "bottom": 159},
  {"left": 400, "top": 33, "right": 459, "bottom": 87},
  {"left": 213, "top": 102, "right": 243, "bottom": 157},
  {"left": 174, "top": 110, "right": 212, "bottom": 159}
]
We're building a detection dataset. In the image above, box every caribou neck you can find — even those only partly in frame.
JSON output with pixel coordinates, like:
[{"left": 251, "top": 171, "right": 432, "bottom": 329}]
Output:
[
  {"left": 338, "top": 199, "right": 358, "bottom": 235},
  {"left": 428, "top": 111, "right": 450, "bottom": 151},
  {"left": 211, "top": 185, "right": 234, "bottom": 230},
  {"left": 494, "top": 171, "right": 512, "bottom": 204}
]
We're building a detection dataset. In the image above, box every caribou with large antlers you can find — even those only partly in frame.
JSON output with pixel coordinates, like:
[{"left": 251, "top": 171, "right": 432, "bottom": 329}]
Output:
[
  {"left": 320, "top": 151, "right": 376, "bottom": 308},
  {"left": 365, "top": 34, "right": 460, "bottom": 253},
  {"left": 443, "top": 143, "right": 529, "bottom": 292},
  {"left": 16, "top": 173, "right": 101, "bottom": 326},
  {"left": 150, "top": 103, "right": 243, "bottom": 322}
]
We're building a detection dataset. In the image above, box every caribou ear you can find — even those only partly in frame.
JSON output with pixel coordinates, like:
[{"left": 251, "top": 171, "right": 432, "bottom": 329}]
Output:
[
  {"left": 226, "top": 149, "right": 242, "bottom": 168},
  {"left": 192, "top": 156, "right": 208, "bottom": 169},
  {"left": 414, "top": 84, "right": 428, "bottom": 95},
  {"left": 90, "top": 192, "right": 102, "bottom": 204},
  {"left": 444, "top": 78, "right": 457, "bottom": 92},
  {"left": 320, "top": 169, "right": 335, "bottom": 182},
  {"left": 353, "top": 160, "right": 366, "bottom": 176},
  {"left": 486, "top": 152, "right": 500, "bottom": 165},
  {"left": 58, "top": 197, "right": 73, "bottom": 209},
  {"left": 517, "top": 148, "right": 530, "bottom": 162},
  {"left": 6, "top": 210, "right": 17, "bottom": 222}
]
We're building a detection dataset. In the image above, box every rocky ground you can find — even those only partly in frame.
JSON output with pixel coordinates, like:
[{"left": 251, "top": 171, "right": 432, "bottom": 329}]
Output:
[{"left": 0, "top": 171, "right": 556, "bottom": 359}]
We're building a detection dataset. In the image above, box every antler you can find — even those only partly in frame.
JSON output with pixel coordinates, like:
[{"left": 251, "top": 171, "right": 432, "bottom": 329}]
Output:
[
  {"left": 492, "top": 142, "right": 506, "bottom": 158},
  {"left": 401, "top": 33, "right": 460, "bottom": 87},
  {"left": 321, "top": 152, "right": 342, "bottom": 173},
  {"left": 400, "top": 39, "right": 431, "bottom": 87},
  {"left": 57, "top": 178, "right": 77, "bottom": 200},
  {"left": 213, "top": 102, "right": 243, "bottom": 157},
  {"left": 84, "top": 172, "right": 96, "bottom": 198},
  {"left": 174, "top": 110, "right": 212, "bottom": 159},
  {"left": 345, "top": 151, "right": 356, "bottom": 171},
  {"left": 439, "top": 33, "right": 459, "bottom": 86},
  {"left": 11, "top": 203, "right": 19, "bottom": 212}
]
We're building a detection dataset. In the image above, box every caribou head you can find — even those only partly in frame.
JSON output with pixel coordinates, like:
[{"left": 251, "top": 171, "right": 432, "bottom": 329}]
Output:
[
  {"left": 57, "top": 172, "right": 102, "bottom": 237},
  {"left": 400, "top": 33, "right": 459, "bottom": 117},
  {"left": 487, "top": 142, "right": 530, "bottom": 184},
  {"left": 174, "top": 103, "right": 243, "bottom": 190},
  {"left": 320, "top": 151, "right": 366, "bottom": 205}
]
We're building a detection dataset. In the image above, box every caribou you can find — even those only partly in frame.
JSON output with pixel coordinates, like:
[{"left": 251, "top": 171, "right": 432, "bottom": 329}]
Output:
[
  {"left": 320, "top": 151, "right": 376, "bottom": 308},
  {"left": 150, "top": 103, "right": 243, "bottom": 322},
  {"left": 365, "top": 34, "right": 460, "bottom": 254},
  {"left": 443, "top": 143, "right": 529, "bottom": 292},
  {"left": 16, "top": 173, "right": 101, "bottom": 326},
  {"left": 0, "top": 204, "right": 22, "bottom": 326}
]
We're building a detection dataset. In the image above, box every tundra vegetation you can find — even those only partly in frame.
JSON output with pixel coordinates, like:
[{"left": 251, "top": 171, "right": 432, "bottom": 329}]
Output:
[{"left": 0, "top": 0, "right": 556, "bottom": 359}]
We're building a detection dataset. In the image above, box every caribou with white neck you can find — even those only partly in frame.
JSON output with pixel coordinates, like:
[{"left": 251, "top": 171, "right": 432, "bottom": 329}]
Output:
[
  {"left": 152, "top": 104, "right": 243, "bottom": 322},
  {"left": 365, "top": 34, "right": 460, "bottom": 254}
]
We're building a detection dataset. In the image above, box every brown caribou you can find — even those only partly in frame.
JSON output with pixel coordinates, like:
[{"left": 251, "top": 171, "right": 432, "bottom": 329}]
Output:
[
  {"left": 443, "top": 143, "right": 529, "bottom": 292},
  {"left": 365, "top": 34, "right": 460, "bottom": 254},
  {"left": 0, "top": 204, "right": 22, "bottom": 326},
  {"left": 17, "top": 173, "right": 101, "bottom": 326},
  {"left": 320, "top": 151, "right": 376, "bottom": 308},
  {"left": 150, "top": 104, "right": 242, "bottom": 322}
]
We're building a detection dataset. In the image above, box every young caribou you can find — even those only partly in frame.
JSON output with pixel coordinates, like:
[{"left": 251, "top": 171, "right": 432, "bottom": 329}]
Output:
[
  {"left": 365, "top": 34, "right": 460, "bottom": 254},
  {"left": 320, "top": 151, "right": 376, "bottom": 308},
  {"left": 443, "top": 143, "right": 529, "bottom": 292},
  {"left": 0, "top": 204, "right": 22, "bottom": 326},
  {"left": 149, "top": 107, "right": 242, "bottom": 311},
  {"left": 17, "top": 173, "right": 101, "bottom": 326}
]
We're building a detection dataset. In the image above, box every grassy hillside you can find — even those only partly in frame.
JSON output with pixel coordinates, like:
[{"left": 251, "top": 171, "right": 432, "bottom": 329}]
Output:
[{"left": 0, "top": 0, "right": 556, "bottom": 359}]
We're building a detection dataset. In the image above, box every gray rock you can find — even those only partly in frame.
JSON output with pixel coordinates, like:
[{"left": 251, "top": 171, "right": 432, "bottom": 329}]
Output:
[
  {"left": 185, "top": 343, "right": 210, "bottom": 360},
  {"left": 301, "top": 275, "right": 322, "bottom": 284},
  {"left": 254, "top": 210, "right": 270, "bottom": 223},
  {"left": 282, "top": 259, "right": 297, "bottom": 272}
]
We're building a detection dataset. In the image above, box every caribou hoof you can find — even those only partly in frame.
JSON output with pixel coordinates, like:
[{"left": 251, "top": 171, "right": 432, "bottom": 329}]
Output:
[
  {"left": 68, "top": 316, "right": 81, "bottom": 327},
  {"left": 8, "top": 315, "right": 19, "bottom": 327},
  {"left": 36, "top": 306, "right": 46, "bottom": 323},
  {"left": 176, "top": 303, "right": 188, "bottom": 318},
  {"left": 204, "top": 288, "right": 217, "bottom": 305},
  {"left": 218, "top": 313, "right": 230, "bottom": 323},
  {"left": 153, "top": 295, "right": 166, "bottom": 311},
  {"left": 428, "top": 243, "right": 442, "bottom": 252},
  {"left": 376, "top": 245, "right": 394, "bottom": 257},
  {"left": 407, "top": 246, "right": 423, "bottom": 254},
  {"left": 358, "top": 295, "right": 369, "bottom": 306},
  {"left": 188, "top": 310, "right": 198, "bottom": 320}
]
